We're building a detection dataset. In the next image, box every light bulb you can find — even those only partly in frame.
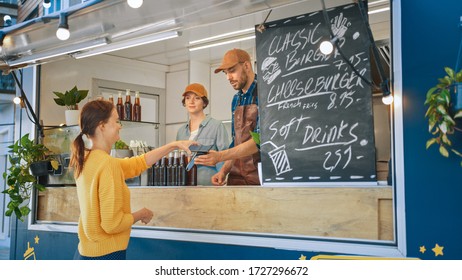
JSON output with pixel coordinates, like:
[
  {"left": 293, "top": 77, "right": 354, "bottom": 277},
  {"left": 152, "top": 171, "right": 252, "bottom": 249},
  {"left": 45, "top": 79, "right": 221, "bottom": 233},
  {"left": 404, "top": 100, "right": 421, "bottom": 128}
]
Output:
[
  {"left": 43, "top": 0, "right": 51, "bottom": 9},
  {"left": 3, "top": 15, "right": 12, "bottom": 26},
  {"left": 56, "top": 14, "right": 70, "bottom": 40},
  {"left": 127, "top": 0, "right": 143, "bottom": 9},
  {"left": 56, "top": 27, "right": 70, "bottom": 40},
  {"left": 319, "top": 41, "right": 334, "bottom": 55},
  {"left": 382, "top": 94, "right": 394, "bottom": 105},
  {"left": 13, "top": 97, "right": 21, "bottom": 105}
]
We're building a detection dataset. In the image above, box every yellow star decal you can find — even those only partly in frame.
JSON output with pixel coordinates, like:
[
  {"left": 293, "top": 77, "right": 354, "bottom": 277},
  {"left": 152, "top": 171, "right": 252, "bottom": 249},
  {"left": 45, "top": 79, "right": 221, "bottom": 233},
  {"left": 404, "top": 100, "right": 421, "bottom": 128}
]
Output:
[
  {"left": 432, "top": 244, "right": 444, "bottom": 257},
  {"left": 299, "top": 254, "right": 306, "bottom": 260},
  {"left": 419, "top": 246, "right": 426, "bottom": 254},
  {"left": 34, "top": 235, "right": 40, "bottom": 244}
]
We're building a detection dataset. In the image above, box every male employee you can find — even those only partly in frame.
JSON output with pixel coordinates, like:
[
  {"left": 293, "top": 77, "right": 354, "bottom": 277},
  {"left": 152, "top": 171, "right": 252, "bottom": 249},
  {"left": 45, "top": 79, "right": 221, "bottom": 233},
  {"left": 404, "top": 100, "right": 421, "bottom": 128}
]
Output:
[{"left": 194, "top": 48, "right": 260, "bottom": 186}]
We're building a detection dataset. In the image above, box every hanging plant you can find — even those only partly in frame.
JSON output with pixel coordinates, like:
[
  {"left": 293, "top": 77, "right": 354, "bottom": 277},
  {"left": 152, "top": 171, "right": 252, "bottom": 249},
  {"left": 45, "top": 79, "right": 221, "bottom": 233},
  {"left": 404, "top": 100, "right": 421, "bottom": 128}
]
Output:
[
  {"left": 1, "top": 134, "right": 58, "bottom": 221},
  {"left": 425, "top": 67, "right": 462, "bottom": 167}
]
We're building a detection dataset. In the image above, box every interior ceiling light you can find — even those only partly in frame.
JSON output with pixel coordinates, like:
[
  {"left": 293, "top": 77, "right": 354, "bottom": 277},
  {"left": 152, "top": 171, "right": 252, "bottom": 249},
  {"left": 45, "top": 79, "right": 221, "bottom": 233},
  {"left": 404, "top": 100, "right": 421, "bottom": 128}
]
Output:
[
  {"left": 74, "top": 30, "right": 180, "bottom": 59},
  {"left": 8, "top": 37, "right": 108, "bottom": 67},
  {"left": 56, "top": 13, "right": 70, "bottom": 41},
  {"left": 189, "top": 34, "right": 255, "bottom": 52},
  {"left": 43, "top": 0, "right": 51, "bottom": 9},
  {"left": 189, "top": 27, "right": 255, "bottom": 45},
  {"left": 127, "top": 0, "right": 143, "bottom": 9}
]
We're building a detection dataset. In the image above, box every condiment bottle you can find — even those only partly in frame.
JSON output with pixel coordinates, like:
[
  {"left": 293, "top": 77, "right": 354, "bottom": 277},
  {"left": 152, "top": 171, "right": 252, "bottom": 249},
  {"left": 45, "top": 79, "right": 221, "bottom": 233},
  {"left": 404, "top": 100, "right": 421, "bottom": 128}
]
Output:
[
  {"left": 116, "top": 91, "right": 124, "bottom": 120},
  {"left": 133, "top": 91, "right": 141, "bottom": 121},
  {"left": 159, "top": 156, "right": 167, "bottom": 186},
  {"left": 186, "top": 156, "right": 197, "bottom": 186},
  {"left": 124, "top": 89, "right": 132, "bottom": 121},
  {"left": 177, "top": 150, "right": 187, "bottom": 186}
]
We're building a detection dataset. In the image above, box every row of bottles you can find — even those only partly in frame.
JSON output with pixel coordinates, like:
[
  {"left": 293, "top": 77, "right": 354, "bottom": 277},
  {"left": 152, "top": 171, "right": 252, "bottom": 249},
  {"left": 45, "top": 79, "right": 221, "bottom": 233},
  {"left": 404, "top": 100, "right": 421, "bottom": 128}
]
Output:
[
  {"left": 110, "top": 89, "right": 141, "bottom": 121},
  {"left": 147, "top": 150, "right": 197, "bottom": 186}
]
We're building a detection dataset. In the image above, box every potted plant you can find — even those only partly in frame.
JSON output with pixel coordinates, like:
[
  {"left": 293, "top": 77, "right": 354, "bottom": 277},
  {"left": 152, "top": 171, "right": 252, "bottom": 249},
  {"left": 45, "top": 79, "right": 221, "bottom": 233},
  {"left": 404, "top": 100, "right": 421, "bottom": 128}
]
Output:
[
  {"left": 425, "top": 67, "right": 462, "bottom": 167},
  {"left": 110, "top": 139, "right": 133, "bottom": 158},
  {"left": 1, "top": 134, "right": 58, "bottom": 221},
  {"left": 53, "top": 86, "right": 89, "bottom": 125}
]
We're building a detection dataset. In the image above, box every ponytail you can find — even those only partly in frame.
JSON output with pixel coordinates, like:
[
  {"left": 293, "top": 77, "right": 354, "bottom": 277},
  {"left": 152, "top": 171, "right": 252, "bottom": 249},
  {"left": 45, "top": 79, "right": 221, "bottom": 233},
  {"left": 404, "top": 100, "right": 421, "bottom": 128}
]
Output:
[{"left": 70, "top": 132, "right": 86, "bottom": 178}]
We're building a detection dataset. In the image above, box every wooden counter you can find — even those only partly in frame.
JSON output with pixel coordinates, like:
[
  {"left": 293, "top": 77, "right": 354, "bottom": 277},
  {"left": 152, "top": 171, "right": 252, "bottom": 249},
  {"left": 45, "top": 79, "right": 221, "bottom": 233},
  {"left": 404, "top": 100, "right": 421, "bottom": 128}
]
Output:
[{"left": 37, "top": 186, "right": 393, "bottom": 241}]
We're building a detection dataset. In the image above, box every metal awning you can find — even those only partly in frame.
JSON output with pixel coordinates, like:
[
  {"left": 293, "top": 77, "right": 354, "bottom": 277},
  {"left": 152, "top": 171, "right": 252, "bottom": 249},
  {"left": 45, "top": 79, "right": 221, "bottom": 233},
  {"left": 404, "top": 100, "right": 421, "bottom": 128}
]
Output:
[{"left": 0, "top": 0, "right": 389, "bottom": 70}]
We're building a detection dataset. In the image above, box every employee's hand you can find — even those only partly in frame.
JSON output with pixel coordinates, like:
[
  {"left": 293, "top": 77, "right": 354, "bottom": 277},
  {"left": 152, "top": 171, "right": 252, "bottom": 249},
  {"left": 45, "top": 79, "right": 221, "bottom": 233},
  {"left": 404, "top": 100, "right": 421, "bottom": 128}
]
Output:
[
  {"left": 211, "top": 171, "right": 227, "bottom": 186},
  {"left": 195, "top": 150, "right": 222, "bottom": 166}
]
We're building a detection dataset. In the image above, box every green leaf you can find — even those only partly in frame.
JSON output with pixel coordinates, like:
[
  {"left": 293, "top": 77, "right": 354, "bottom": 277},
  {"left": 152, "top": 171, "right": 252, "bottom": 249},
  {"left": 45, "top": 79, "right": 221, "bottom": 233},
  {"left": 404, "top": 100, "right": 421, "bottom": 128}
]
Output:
[
  {"left": 456, "top": 71, "right": 462, "bottom": 82},
  {"left": 20, "top": 206, "right": 31, "bottom": 217},
  {"left": 454, "top": 110, "right": 462, "bottom": 119},
  {"left": 426, "top": 138, "right": 437, "bottom": 149},
  {"left": 439, "top": 122, "right": 448, "bottom": 134},
  {"left": 436, "top": 104, "right": 448, "bottom": 115},
  {"left": 452, "top": 149, "right": 462, "bottom": 157},
  {"left": 53, "top": 98, "right": 65, "bottom": 106},
  {"left": 439, "top": 145, "right": 449, "bottom": 157},
  {"left": 441, "top": 134, "right": 451, "bottom": 145},
  {"left": 444, "top": 67, "right": 455, "bottom": 80},
  {"left": 249, "top": 131, "right": 260, "bottom": 145},
  {"left": 425, "top": 86, "right": 438, "bottom": 100}
]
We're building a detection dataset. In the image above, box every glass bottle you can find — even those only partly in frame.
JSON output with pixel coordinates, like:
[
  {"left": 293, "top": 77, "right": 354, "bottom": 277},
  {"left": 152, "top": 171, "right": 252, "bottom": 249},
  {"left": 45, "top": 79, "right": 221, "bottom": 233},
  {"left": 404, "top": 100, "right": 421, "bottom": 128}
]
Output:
[
  {"left": 153, "top": 159, "right": 160, "bottom": 186},
  {"left": 133, "top": 91, "right": 141, "bottom": 121},
  {"left": 124, "top": 89, "right": 132, "bottom": 121},
  {"left": 108, "top": 94, "right": 114, "bottom": 104},
  {"left": 172, "top": 150, "right": 179, "bottom": 186},
  {"left": 158, "top": 156, "right": 166, "bottom": 186},
  {"left": 116, "top": 91, "right": 124, "bottom": 120},
  {"left": 186, "top": 155, "right": 197, "bottom": 186},
  {"left": 177, "top": 150, "right": 187, "bottom": 186},
  {"left": 166, "top": 152, "right": 175, "bottom": 186}
]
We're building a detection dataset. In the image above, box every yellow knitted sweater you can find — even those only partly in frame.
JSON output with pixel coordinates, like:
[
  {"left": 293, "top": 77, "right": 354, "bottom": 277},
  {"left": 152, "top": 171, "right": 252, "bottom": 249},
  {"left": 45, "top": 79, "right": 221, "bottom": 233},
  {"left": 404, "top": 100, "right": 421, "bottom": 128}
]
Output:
[{"left": 75, "top": 149, "right": 148, "bottom": 257}]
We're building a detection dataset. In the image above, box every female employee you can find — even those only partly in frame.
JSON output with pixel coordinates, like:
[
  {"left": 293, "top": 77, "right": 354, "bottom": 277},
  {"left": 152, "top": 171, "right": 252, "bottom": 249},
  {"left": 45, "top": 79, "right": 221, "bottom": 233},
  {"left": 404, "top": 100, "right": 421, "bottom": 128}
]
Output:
[
  {"left": 176, "top": 83, "right": 229, "bottom": 185},
  {"left": 71, "top": 99, "right": 196, "bottom": 260}
]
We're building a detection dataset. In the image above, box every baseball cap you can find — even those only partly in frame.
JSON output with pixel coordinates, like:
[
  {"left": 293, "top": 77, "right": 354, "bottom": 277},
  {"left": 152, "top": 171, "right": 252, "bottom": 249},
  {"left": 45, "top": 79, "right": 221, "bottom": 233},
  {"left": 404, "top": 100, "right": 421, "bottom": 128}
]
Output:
[
  {"left": 214, "top": 48, "right": 251, "bottom": 74},
  {"left": 182, "top": 83, "right": 208, "bottom": 98}
]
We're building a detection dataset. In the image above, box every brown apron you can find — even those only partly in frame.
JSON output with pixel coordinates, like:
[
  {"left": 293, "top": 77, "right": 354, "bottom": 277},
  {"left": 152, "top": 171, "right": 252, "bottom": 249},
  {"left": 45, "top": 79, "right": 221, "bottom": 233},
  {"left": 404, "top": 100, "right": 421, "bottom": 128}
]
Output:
[{"left": 227, "top": 87, "right": 261, "bottom": 185}]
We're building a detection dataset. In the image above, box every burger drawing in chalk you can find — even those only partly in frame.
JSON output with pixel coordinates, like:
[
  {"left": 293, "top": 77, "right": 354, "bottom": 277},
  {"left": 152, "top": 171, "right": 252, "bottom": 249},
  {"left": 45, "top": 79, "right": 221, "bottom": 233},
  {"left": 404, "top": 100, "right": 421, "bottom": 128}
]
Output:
[{"left": 261, "top": 56, "right": 282, "bottom": 85}]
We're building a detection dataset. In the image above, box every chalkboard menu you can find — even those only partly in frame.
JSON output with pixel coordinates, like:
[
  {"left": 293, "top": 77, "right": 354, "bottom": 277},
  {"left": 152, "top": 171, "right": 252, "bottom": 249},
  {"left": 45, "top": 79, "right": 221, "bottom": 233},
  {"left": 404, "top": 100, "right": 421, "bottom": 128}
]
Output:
[{"left": 256, "top": 3, "right": 377, "bottom": 185}]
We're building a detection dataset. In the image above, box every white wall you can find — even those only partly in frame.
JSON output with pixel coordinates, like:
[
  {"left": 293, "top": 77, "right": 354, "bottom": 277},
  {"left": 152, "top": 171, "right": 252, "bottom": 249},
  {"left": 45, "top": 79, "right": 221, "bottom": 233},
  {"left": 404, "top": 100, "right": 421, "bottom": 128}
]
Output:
[
  {"left": 39, "top": 55, "right": 237, "bottom": 145},
  {"left": 40, "top": 55, "right": 168, "bottom": 125}
]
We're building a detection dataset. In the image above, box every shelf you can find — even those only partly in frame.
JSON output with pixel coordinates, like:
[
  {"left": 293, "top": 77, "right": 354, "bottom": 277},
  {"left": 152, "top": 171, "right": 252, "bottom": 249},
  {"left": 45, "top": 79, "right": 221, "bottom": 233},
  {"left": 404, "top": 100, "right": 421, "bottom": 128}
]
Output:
[
  {"left": 121, "top": 120, "right": 159, "bottom": 129},
  {"left": 43, "top": 120, "right": 160, "bottom": 130}
]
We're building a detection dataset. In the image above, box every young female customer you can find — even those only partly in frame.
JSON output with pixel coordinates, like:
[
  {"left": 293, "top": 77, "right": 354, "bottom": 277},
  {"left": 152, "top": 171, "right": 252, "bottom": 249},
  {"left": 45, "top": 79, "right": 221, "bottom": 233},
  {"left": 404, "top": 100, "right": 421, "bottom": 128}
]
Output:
[{"left": 71, "top": 99, "right": 196, "bottom": 260}]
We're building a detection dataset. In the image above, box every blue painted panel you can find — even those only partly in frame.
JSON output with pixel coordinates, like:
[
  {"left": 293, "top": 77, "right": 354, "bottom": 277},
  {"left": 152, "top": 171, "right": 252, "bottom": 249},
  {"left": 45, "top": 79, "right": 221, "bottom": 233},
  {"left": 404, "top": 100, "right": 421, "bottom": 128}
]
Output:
[{"left": 401, "top": 0, "right": 462, "bottom": 259}]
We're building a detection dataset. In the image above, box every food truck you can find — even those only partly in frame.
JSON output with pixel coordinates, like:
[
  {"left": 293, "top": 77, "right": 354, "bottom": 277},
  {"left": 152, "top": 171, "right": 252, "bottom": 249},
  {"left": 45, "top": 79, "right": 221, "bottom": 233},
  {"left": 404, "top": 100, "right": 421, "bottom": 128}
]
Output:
[{"left": 0, "top": 0, "right": 461, "bottom": 260}]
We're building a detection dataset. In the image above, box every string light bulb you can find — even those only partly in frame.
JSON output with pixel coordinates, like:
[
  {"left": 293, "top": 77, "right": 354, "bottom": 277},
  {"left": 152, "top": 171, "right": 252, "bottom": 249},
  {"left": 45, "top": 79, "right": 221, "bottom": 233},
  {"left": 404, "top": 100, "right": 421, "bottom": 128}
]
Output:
[
  {"left": 127, "top": 0, "right": 143, "bottom": 9},
  {"left": 319, "top": 36, "right": 339, "bottom": 55},
  {"left": 43, "top": 0, "right": 51, "bottom": 9},
  {"left": 3, "top": 15, "right": 12, "bottom": 26},
  {"left": 56, "top": 13, "right": 70, "bottom": 41},
  {"left": 13, "top": 96, "right": 21, "bottom": 105},
  {"left": 382, "top": 94, "right": 394, "bottom": 105}
]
